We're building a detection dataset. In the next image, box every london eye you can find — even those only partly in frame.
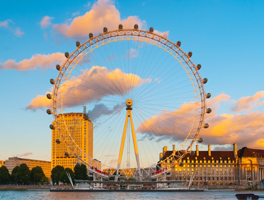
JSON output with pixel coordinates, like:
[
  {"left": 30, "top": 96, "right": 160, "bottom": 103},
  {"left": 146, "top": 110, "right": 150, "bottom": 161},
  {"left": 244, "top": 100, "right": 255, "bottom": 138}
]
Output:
[{"left": 47, "top": 24, "right": 211, "bottom": 181}]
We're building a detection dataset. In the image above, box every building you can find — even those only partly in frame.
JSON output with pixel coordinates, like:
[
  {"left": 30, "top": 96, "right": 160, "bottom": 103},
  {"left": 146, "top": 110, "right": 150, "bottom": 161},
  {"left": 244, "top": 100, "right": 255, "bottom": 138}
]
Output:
[
  {"left": 51, "top": 107, "right": 94, "bottom": 171},
  {"left": 4, "top": 157, "right": 51, "bottom": 178},
  {"left": 0, "top": 160, "right": 4, "bottom": 167},
  {"left": 158, "top": 144, "right": 264, "bottom": 186},
  {"left": 237, "top": 147, "right": 264, "bottom": 185}
]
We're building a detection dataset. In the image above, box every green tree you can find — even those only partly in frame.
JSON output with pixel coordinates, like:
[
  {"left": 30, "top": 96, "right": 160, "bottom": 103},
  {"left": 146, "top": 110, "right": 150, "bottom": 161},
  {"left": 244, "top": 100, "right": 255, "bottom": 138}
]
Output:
[
  {"left": 16, "top": 163, "right": 30, "bottom": 185},
  {"left": 40, "top": 176, "right": 49, "bottom": 184},
  {"left": 0, "top": 166, "right": 10, "bottom": 184},
  {"left": 74, "top": 164, "right": 88, "bottom": 180},
  {"left": 51, "top": 165, "right": 64, "bottom": 185},
  {"left": 11, "top": 166, "right": 19, "bottom": 183},
  {"left": 30, "top": 166, "right": 45, "bottom": 184},
  {"left": 60, "top": 168, "right": 74, "bottom": 184}
]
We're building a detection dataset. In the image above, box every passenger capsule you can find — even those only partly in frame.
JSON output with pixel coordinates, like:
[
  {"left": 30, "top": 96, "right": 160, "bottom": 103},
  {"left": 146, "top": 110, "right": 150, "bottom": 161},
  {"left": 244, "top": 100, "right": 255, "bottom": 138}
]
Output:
[
  {"left": 198, "top": 138, "right": 204, "bottom": 143},
  {"left": 196, "top": 64, "right": 201, "bottom": 70},
  {"left": 46, "top": 93, "right": 52, "bottom": 99},
  {"left": 89, "top": 33, "right": 93, "bottom": 39},
  {"left": 206, "top": 93, "right": 211, "bottom": 99},
  {"left": 188, "top": 51, "right": 192, "bottom": 58},
  {"left": 103, "top": 27, "right": 108, "bottom": 33},
  {"left": 149, "top": 27, "right": 154, "bottom": 33},
  {"left": 50, "top": 79, "right": 55, "bottom": 85},
  {"left": 46, "top": 109, "right": 52, "bottom": 115},
  {"left": 134, "top": 24, "right": 138, "bottom": 30},
  {"left": 179, "top": 162, "right": 184, "bottom": 167},
  {"left": 65, "top": 152, "right": 69, "bottom": 157},
  {"left": 49, "top": 124, "right": 55, "bottom": 130},
  {"left": 176, "top": 41, "right": 181, "bottom": 47},
  {"left": 65, "top": 52, "right": 70, "bottom": 58},
  {"left": 206, "top": 108, "right": 212, "bottom": 114},
  {"left": 118, "top": 24, "right": 123, "bottom": 30},
  {"left": 203, "top": 123, "right": 209, "bottom": 129},
  {"left": 56, "top": 139, "right": 61, "bottom": 144},
  {"left": 203, "top": 78, "right": 208, "bottom": 84},
  {"left": 190, "top": 151, "right": 195, "bottom": 156},
  {"left": 76, "top": 41, "right": 80, "bottom": 47},
  {"left": 56, "top": 64, "right": 60, "bottom": 71}
]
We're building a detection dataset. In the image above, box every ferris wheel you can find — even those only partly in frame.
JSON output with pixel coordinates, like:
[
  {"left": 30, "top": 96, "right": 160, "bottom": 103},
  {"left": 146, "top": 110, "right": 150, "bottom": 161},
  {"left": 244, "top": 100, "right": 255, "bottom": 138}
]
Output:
[{"left": 47, "top": 24, "right": 211, "bottom": 181}]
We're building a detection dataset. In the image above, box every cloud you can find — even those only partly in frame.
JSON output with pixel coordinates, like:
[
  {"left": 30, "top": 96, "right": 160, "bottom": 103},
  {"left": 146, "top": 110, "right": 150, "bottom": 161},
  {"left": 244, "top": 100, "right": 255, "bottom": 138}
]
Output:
[
  {"left": 72, "top": 11, "right": 80, "bottom": 16},
  {"left": 88, "top": 103, "right": 124, "bottom": 121},
  {"left": 19, "top": 152, "right": 33, "bottom": 157},
  {"left": 122, "top": 48, "right": 139, "bottom": 58},
  {"left": 14, "top": 28, "right": 24, "bottom": 37},
  {"left": 154, "top": 30, "right": 169, "bottom": 38},
  {"left": 53, "top": 0, "right": 145, "bottom": 38},
  {"left": 213, "top": 145, "right": 233, "bottom": 151},
  {"left": 27, "top": 66, "right": 151, "bottom": 110},
  {"left": 231, "top": 91, "right": 264, "bottom": 112},
  {"left": 0, "top": 52, "right": 65, "bottom": 71},
  {"left": 137, "top": 91, "right": 264, "bottom": 149},
  {"left": 137, "top": 101, "right": 198, "bottom": 140},
  {"left": 40, "top": 16, "right": 54, "bottom": 28},
  {"left": 0, "top": 19, "right": 13, "bottom": 28},
  {"left": 0, "top": 19, "right": 24, "bottom": 37}
]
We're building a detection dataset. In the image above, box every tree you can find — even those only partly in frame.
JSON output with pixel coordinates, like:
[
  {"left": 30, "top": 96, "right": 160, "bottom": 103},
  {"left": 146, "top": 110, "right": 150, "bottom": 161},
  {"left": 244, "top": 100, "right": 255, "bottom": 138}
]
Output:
[
  {"left": 74, "top": 164, "right": 88, "bottom": 180},
  {"left": 30, "top": 166, "right": 45, "bottom": 184},
  {"left": 60, "top": 168, "right": 74, "bottom": 184},
  {"left": 11, "top": 166, "right": 19, "bottom": 183},
  {"left": 51, "top": 165, "right": 64, "bottom": 185},
  {"left": 0, "top": 166, "right": 10, "bottom": 184},
  {"left": 16, "top": 163, "right": 30, "bottom": 185},
  {"left": 40, "top": 176, "right": 49, "bottom": 184}
]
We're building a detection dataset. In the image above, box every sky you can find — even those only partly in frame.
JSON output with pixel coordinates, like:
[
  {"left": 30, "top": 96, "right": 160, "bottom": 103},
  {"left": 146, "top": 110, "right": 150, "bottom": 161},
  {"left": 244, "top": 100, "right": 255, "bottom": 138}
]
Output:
[{"left": 0, "top": 0, "right": 264, "bottom": 166}]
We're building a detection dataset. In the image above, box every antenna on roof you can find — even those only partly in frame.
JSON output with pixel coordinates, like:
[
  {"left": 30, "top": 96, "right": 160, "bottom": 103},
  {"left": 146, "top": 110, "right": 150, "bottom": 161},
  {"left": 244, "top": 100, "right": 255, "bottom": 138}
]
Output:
[{"left": 83, "top": 106, "right": 86, "bottom": 114}]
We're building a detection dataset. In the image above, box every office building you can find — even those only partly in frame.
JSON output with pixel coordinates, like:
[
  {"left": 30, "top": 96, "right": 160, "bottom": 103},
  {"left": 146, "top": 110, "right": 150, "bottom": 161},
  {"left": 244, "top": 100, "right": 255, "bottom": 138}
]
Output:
[
  {"left": 51, "top": 107, "right": 94, "bottom": 171},
  {"left": 4, "top": 157, "right": 51, "bottom": 177}
]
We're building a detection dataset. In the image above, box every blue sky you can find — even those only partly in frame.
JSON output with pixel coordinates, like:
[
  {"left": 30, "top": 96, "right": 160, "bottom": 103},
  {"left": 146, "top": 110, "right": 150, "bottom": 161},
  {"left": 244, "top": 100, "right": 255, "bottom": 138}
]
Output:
[{"left": 0, "top": 0, "right": 264, "bottom": 165}]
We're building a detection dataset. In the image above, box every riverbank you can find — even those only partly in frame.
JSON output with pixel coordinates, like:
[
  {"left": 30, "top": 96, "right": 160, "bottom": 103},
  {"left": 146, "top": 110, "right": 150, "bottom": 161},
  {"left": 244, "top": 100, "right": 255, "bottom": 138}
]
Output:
[
  {"left": 1, "top": 185, "right": 264, "bottom": 192},
  {"left": 0, "top": 185, "right": 51, "bottom": 191}
]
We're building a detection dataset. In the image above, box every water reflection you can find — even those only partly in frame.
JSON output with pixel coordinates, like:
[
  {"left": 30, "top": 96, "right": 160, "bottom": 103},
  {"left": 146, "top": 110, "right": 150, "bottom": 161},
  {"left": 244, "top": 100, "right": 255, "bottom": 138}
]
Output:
[{"left": 0, "top": 190, "right": 264, "bottom": 200}]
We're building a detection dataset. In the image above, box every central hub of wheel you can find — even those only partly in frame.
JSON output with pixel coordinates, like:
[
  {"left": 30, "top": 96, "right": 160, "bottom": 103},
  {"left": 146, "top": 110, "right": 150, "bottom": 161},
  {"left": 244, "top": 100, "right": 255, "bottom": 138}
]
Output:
[{"left": 126, "top": 99, "right": 133, "bottom": 110}]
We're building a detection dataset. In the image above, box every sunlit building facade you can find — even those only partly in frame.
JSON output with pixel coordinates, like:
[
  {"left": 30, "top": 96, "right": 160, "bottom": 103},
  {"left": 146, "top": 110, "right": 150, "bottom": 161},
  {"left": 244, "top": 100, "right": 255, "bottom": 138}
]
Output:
[
  {"left": 51, "top": 110, "right": 93, "bottom": 171},
  {"left": 0, "top": 160, "right": 5, "bottom": 167},
  {"left": 4, "top": 157, "right": 51, "bottom": 177},
  {"left": 158, "top": 144, "right": 264, "bottom": 186}
]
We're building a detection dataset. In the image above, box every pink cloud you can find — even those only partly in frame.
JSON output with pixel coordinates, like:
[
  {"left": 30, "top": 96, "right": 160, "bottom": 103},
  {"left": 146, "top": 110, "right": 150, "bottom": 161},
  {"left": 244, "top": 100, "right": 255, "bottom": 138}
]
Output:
[
  {"left": 0, "top": 19, "right": 13, "bottom": 28},
  {"left": 0, "top": 52, "right": 65, "bottom": 71},
  {"left": 14, "top": 28, "right": 24, "bottom": 37},
  {"left": 53, "top": 0, "right": 145, "bottom": 38},
  {"left": 19, "top": 152, "right": 33, "bottom": 157},
  {"left": 40, "top": 16, "right": 54, "bottom": 28},
  {"left": 231, "top": 91, "right": 264, "bottom": 112},
  {"left": 153, "top": 30, "right": 169, "bottom": 38},
  {"left": 27, "top": 66, "right": 151, "bottom": 109},
  {"left": 137, "top": 92, "right": 264, "bottom": 149}
]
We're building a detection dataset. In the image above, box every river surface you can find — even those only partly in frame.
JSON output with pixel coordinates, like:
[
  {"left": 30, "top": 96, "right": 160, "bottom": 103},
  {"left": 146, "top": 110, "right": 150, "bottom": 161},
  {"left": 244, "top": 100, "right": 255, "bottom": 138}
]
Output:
[{"left": 0, "top": 190, "right": 263, "bottom": 200}]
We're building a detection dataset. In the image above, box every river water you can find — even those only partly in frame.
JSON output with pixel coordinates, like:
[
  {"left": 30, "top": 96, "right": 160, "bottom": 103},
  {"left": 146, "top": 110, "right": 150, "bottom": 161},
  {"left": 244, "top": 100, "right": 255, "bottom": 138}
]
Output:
[{"left": 0, "top": 190, "right": 263, "bottom": 200}]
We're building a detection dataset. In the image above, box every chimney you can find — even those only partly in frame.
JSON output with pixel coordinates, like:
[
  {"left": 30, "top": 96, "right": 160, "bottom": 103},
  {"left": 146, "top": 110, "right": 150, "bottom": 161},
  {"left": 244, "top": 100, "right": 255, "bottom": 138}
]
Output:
[
  {"left": 208, "top": 145, "right": 211, "bottom": 156},
  {"left": 160, "top": 153, "right": 163, "bottom": 160},
  {"left": 83, "top": 106, "right": 86, "bottom": 114},
  {"left": 196, "top": 145, "right": 199, "bottom": 156},
  {"left": 173, "top": 145, "right": 175, "bottom": 154},
  {"left": 233, "top": 143, "right": 237, "bottom": 158},
  {"left": 163, "top": 146, "right": 167, "bottom": 156}
]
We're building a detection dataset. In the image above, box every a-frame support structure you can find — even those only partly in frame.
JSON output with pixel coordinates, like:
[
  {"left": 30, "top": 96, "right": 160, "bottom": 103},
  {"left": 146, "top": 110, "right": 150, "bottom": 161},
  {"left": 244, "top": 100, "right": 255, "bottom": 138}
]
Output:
[{"left": 115, "top": 99, "right": 142, "bottom": 181}]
